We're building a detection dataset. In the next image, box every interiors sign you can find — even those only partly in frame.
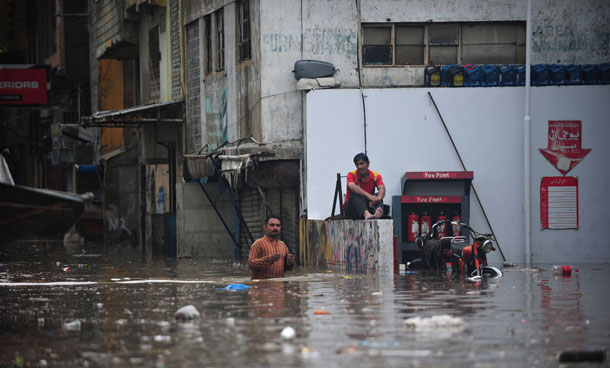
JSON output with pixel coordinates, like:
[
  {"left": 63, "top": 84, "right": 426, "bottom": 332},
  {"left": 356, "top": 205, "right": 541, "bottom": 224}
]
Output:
[{"left": 0, "top": 67, "right": 48, "bottom": 105}]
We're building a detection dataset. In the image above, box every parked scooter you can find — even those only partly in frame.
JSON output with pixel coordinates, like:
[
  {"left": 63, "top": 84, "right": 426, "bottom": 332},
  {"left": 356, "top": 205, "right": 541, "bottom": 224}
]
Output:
[{"left": 407, "top": 219, "right": 502, "bottom": 279}]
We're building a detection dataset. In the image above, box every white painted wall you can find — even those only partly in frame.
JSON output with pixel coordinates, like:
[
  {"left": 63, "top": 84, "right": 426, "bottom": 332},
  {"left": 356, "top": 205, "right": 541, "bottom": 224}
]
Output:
[{"left": 306, "top": 86, "right": 610, "bottom": 264}]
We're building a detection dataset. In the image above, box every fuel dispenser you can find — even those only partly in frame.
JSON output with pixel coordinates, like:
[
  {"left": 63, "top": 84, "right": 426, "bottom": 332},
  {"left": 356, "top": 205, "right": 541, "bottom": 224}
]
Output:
[{"left": 392, "top": 171, "right": 474, "bottom": 265}]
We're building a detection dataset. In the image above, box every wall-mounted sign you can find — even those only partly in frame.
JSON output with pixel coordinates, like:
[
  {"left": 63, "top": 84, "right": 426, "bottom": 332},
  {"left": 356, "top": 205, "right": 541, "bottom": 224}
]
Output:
[
  {"left": 540, "top": 176, "right": 578, "bottom": 229},
  {"left": 539, "top": 120, "right": 591, "bottom": 175},
  {"left": 0, "top": 66, "right": 48, "bottom": 105}
]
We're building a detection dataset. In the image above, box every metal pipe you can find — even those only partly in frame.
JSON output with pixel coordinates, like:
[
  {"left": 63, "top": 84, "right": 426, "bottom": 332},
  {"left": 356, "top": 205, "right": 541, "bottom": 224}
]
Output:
[
  {"left": 428, "top": 92, "right": 507, "bottom": 263},
  {"left": 524, "top": 0, "right": 532, "bottom": 267}
]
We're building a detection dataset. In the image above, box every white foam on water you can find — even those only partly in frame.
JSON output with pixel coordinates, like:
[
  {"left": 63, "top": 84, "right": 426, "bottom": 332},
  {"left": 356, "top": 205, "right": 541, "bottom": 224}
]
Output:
[
  {"left": 0, "top": 281, "right": 98, "bottom": 286},
  {"left": 115, "top": 279, "right": 213, "bottom": 284}
]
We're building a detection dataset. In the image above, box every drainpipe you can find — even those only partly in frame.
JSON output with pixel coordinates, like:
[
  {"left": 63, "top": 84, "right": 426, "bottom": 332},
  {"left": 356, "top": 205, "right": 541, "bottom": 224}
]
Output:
[{"left": 524, "top": 0, "right": 532, "bottom": 267}]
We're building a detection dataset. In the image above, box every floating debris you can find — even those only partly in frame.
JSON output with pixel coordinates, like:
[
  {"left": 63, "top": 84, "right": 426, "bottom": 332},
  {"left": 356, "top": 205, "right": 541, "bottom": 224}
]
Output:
[
  {"left": 280, "top": 327, "right": 296, "bottom": 339},
  {"left": 175, "top": 305, "right": 200, "bottom": 320},
  {"left": 403, "top": 315, "right": 465, "bottom": 332}
]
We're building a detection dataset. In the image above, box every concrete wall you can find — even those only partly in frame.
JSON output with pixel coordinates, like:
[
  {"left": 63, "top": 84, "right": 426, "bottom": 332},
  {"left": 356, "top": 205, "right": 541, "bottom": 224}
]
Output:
[
  {"left": 305, "top": 86, "right": 610, "bottom": 264},
  {"left": 177, "top": 181, "right": 237, "bottom": 258},
  {"left": 258, "top": 0, "right": 609, "bottom": 89},
  {"left": 301, "top": 219, "right": 394, "bottom": 276}
]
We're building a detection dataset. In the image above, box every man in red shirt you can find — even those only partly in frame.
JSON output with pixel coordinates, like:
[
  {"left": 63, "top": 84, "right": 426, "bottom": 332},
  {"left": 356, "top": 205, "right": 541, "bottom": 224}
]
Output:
[
  {"left": 344, "top": 152, "right": 386, "bottom": 220},
  {"left": 248, "top": 215, "right": 295, "bottom": 279}
]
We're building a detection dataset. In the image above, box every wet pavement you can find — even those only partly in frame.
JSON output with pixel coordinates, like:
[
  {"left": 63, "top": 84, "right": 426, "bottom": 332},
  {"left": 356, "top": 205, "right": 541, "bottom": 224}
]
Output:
[{"left": 0, "top": 240, "right": 608, "bottom": 367}]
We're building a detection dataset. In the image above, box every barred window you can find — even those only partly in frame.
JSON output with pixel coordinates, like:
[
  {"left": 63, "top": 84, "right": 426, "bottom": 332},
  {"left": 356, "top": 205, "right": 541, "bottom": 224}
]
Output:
[
  {"left": 237, "top": 0, "right": 251, "bottom": 62},
  {"left": 362, "top": 22, "right": 525, "bottom": 66},
  {"left": 216, "top": 9, "right": 224, "bottom": 71}
]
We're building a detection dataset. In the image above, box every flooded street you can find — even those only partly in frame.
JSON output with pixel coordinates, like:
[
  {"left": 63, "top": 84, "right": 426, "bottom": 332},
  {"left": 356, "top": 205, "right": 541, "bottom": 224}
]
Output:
[{"left": 1, "top": 240, "right": 608, "bottom": 367}]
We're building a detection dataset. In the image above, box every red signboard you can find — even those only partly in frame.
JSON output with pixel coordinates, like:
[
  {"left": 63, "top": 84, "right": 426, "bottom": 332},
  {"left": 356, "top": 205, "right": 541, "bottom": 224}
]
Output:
[
  {"left": 540, "top": 176, "right": 578, "bottom": 229},
  {"left": 0, "top": 67, "right": 48, "bottom": 105},
  {"left": 401, "top": 195, "right": 462, "bottom": 204},
  {"left": 539, "top": 121, "right": 591, "bottom": 175},
  {"left": 405, "top": 171, "right": 474, "bottom": 180}
]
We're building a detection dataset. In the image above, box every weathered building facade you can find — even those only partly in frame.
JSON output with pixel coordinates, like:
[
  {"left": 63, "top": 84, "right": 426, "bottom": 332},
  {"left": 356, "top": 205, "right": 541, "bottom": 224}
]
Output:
[
  {"left": 82, "top": 0, "right": 608, "bottom": 261},
  {"left": 1, "top": 0, "right": 94, "bottom": 196}
]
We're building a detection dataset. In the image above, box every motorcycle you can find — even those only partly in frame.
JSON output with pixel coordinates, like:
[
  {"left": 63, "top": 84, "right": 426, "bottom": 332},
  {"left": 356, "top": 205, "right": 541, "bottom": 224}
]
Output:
[{"left": 407, "top": 219, "right": 503, "bottom": 279}]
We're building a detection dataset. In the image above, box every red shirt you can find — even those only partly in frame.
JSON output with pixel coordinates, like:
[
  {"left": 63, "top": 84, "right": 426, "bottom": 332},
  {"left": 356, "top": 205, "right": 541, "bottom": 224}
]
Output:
[{"left": 344, "top": 169, "right": 384, "bottom": 204}]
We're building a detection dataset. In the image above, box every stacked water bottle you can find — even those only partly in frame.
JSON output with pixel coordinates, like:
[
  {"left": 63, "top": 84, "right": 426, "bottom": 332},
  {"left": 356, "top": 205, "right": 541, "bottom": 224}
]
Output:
[{"left": 424, "top": 63, "right": 610, "bottom": 87}]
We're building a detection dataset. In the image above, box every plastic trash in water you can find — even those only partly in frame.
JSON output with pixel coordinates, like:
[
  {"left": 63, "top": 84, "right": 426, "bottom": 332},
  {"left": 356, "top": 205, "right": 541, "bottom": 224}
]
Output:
[
  {"left": 175, "top": 305, "right": 200, "bottom": 320},
  {"left": 224, "top": 284, "right": 251, "bottom": 291},
  {"left": 553, "top": 265, "right": 577, "bottom": 276},
  {"left": 63, "top": 319, "right": 81, "bottom": 331},
  {"left": 281, "top": 327, "right": 296, "bottom": 339}
]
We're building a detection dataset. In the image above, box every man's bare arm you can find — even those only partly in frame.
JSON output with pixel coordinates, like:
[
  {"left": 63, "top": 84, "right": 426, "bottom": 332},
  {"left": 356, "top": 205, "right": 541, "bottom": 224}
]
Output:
[{"left": 348, "top": 182, "right": 374, "bottom": 200}]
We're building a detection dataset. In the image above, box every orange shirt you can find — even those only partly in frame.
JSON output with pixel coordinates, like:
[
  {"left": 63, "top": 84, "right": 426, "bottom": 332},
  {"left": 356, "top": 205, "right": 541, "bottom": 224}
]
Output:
[{"left": 248, "top": 235, "right": 293, "bottom": 279}]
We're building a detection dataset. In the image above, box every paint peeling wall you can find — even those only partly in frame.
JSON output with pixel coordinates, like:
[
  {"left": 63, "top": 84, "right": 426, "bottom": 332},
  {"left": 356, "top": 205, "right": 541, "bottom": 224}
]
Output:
[
  {"left": 531, "top": 0, "right": 609, "bottom": 64},
  {"left": 259, "top": 0, "right": 608, "bottom": 90},
  {"left": 301, "top": 219, "right": 393, "bottom": 276}
]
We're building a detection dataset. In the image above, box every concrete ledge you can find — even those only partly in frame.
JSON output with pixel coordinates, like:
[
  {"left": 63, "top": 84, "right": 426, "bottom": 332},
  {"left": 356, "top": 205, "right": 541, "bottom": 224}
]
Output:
[{"left": 299, "top": 219, "right": 394, "bottom": 276}]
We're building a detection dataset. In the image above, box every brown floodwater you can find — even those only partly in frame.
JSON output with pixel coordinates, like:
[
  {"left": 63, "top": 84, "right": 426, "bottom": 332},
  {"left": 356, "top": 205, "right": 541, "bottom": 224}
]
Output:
[{"left": 0, "top": 239, "right": 608, "bottom": 367}]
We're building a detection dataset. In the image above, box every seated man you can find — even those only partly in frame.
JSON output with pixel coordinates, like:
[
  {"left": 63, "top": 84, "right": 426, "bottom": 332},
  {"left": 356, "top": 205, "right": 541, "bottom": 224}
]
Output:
[{"left": 343, "top": 152, "right": 385, "bottom": 220}]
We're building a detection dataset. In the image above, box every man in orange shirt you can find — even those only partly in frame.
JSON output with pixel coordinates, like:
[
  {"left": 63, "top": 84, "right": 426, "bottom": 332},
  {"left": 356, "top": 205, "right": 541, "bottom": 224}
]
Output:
[
  {"left": 248, "top": 215, "right": 295, "bottom": 279},
  {"left": 344, "top": 152, "right": 386, "bottom": 220}
]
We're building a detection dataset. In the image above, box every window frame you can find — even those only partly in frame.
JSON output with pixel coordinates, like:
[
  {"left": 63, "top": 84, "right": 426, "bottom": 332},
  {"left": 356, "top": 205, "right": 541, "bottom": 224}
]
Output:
[
  {"left": 361, "top": 21, "right": 525, "bottom": 67},
  {"left": 237, "top": 0, "right": 251, "bottom": 63},
  {"left": 216, "top": 9, "right": 225, "bottom": 72},
  {"left": 204, "top": 14, "right": 212, "bottom": 75}
]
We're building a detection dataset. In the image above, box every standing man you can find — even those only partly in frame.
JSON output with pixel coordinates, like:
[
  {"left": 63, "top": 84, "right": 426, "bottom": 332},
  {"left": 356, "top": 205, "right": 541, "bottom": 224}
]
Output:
[
  {"left": 248, "top": 215, "right": 295, "bottom": 279},
  {"left": 344, "top": 152, "right": 386, "bottom": 220}
]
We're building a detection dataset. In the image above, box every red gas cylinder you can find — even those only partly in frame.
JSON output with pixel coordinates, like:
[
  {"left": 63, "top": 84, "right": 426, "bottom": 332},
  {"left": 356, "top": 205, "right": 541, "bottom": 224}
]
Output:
[
  {"left": 407, "top": 212, "right": 419, "bottom": 242},
  {"left": 452, "top": 212, "right": 462, "bottom": 236},
  {"left": 420, "top": 212, "right": 432, "bottom": 237},
  {"left": 436, "top": 212, "right": 447, "bottom": 239}
]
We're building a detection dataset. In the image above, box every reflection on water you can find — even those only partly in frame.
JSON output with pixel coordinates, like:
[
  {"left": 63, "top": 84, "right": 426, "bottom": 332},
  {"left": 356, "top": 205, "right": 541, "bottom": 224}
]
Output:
[{"left": 0, "top": 239, "right": 608, "bottom": 367}]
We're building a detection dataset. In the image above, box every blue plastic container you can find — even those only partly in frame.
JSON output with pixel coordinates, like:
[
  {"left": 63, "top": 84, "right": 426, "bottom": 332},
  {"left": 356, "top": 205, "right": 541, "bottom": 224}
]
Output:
[
  {"left": 515, "top": 65, "right": 526, "bottom": 86},
  {"left": 582, "top": 64, "right": 600, "bottom": 84},
  {"left": 566, "top": 64, "right": 583, "bottom": 85},
  {"left": 499, "top": 65, "right": 516, "bottom": 86},
  {"left": 601, "top": 63, "right": 610, "bottom": 84},
  {"left": 441, "top": 65, "right": 464, "bottom": 87},
  {"left": 481, "top": 64, "right": 500, "bottom": 86},
  {"left": 531, "top": 64, "right": 551, "bottom": 86},
  {"left": 463, "top": 64, "right": 482, "bottom": 87},
  {"left": 550, "top": 64, "right": 569, "bottom": 85}
]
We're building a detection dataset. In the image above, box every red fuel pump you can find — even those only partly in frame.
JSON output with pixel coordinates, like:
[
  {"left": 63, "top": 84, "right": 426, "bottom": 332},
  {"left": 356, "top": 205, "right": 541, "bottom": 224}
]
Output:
[
  {"left": 436, "top": 212, "right": 447, "bottom": 239},
  {"left": 420, "top": 212, "right": 432, "bottom": 238},
  {"left": 407, "top": 211, "right": 419, "bottom": 242},
  {"left": 452, "top": 212, "right": 461, "bottom": 236}
]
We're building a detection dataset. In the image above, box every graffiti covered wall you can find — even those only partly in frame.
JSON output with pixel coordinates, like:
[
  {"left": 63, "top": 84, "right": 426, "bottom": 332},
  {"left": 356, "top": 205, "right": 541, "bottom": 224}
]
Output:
[{"left": 301, "top": 219, "right": 393, "bottom": 276}]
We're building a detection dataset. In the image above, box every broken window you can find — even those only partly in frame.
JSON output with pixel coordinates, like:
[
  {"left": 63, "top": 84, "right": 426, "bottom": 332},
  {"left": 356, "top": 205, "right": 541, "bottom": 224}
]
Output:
[
  {"left": 363, "top": 25, "right": 392, "bottom": 65},
  {"left": 216, "top": 9, "right": 224, "bottom": 71},
  {"left": 237, "top": 0, "right": 251, "bottom": 62},
  {"left": 362, "top": 21, "right": 525, "bottom": 66}
]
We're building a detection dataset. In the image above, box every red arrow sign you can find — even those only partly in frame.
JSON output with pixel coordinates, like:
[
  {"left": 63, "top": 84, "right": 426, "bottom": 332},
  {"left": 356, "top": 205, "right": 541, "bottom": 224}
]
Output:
[{"left": 539, "top": 120, "right": 591, "bottom": 175}]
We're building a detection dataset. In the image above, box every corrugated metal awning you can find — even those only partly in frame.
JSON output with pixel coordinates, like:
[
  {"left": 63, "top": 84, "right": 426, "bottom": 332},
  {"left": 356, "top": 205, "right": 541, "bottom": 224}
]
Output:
[{"left": 79, "top": 100, "right": 184, "bottom": 127}]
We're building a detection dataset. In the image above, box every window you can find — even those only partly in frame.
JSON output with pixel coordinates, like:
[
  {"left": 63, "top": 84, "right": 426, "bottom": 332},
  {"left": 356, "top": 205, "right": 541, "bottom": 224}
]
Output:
[
  {"left": 362, "top": 22, "right": 525, "bottom": 66},
  {"left": 216, "top": 9, "right": 224, "bottom": 71},
  {"left": 149, "top": 25, "right": 160, "bottom": 102},
  {"left": 204, "top": 14, "right": 211, "bottom": 75},
  {"left": 237, "top": 0, "right": 251, "bottom": 62}
]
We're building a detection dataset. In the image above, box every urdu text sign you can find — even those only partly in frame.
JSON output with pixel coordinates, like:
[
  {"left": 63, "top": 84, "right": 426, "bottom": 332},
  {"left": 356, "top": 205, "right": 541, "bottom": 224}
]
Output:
[{"left": 540, "top": 177, "right": 578, "bottom": 229}]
